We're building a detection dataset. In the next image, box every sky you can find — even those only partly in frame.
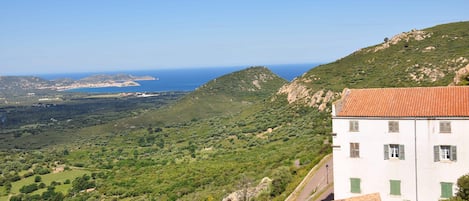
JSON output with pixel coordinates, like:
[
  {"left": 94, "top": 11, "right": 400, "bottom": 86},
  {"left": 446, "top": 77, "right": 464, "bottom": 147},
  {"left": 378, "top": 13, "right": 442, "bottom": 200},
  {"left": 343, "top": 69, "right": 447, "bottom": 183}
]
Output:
[{"left": 0, "top": 1, "right": 468, "bottom": 75}]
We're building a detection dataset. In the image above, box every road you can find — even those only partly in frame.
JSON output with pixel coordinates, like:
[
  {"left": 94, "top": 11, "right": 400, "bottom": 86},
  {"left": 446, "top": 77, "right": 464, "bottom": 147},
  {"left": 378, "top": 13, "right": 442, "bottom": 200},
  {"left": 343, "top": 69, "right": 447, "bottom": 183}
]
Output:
[{"left": 286, "top": 154, "right": 334, "bottom": 201}]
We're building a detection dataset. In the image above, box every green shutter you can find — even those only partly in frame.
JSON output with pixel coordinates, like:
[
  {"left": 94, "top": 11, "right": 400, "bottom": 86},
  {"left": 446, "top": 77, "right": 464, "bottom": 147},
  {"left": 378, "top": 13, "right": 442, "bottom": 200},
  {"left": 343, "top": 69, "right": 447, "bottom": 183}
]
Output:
[
  {"left": 434, "top": 145, "right": 440, "bottom": 162},
  {"left": 390, "top": 180, "right": 401, "bottom": 195},
  {"left": 399, "top": 145, "right": 405, "bottom": 160},
  {"left": 441, "top": 182, "right": 453, "bottom": 198},
  {"left": 451, "top": 146, "right": 457, "bottom": 161},
  {"left": 384, "top": 144, "right": 389, "bottom": 160},
  {"left": 351, "top": 178, "right": 361, "bottom": 193}
]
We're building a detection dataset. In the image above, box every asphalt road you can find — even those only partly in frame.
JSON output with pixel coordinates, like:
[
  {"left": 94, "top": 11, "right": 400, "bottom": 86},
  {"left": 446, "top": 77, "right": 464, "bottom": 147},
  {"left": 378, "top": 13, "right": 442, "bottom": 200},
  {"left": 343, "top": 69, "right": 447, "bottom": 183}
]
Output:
[{"left": 296, "top": 155, "right": 334, "bottom": 201}]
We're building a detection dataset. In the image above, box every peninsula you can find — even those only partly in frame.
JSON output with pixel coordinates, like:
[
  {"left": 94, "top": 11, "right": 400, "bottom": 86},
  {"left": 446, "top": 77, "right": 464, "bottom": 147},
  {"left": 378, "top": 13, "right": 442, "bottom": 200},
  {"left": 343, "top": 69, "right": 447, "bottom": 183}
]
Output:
[
  {"left": 50, "top": 74, "right": 157, "bottom": 91},
  {"left": 0, "top": 73, "right": 157, "bottom": 95}
]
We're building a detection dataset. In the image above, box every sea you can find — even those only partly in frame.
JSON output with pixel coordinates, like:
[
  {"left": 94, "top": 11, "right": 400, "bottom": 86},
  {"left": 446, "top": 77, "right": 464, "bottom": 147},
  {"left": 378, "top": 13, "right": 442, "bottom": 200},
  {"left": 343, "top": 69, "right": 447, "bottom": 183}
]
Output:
[{"left": 38, "top": 63, "right": 321, "bottom": 93}]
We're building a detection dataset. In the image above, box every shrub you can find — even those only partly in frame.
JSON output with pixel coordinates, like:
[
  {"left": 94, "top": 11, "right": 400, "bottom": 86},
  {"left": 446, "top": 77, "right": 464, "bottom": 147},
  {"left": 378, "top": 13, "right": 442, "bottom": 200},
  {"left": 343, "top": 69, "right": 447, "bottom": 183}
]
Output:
[
  {"left": 23, "top": 171, "right": 34, "bottom": 178},
  {"left": 19, "top": 183, "right": 38, "bottom": 194},
  {"left": 34, "top": 166, "right": 50, "bottom": 175},
  {"left": 34, "top": 175, "right": 42, "bottom": 182}
]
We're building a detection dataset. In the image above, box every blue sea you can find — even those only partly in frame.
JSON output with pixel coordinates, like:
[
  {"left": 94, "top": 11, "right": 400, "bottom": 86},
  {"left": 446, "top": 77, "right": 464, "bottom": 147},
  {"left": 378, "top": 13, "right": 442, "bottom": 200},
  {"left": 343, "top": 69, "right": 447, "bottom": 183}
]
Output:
[{"left": 38, "top": 63, "right": 320, "bottom": 93}]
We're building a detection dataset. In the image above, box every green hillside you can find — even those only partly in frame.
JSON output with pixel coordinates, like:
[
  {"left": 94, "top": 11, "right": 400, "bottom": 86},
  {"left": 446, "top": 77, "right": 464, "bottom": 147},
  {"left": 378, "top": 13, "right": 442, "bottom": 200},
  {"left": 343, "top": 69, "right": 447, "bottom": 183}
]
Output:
[
  {"left": 1, "top": 21, "right": 468, "bottom": 201},
  {"left": 300, "top": 21, "right": 468, "bottom": 91},
  {"left": 276, "top": 21, "right": 469, "bottom": 110},
  {"left": 119, "top": 66, "right": 288, "bottom": 127}
]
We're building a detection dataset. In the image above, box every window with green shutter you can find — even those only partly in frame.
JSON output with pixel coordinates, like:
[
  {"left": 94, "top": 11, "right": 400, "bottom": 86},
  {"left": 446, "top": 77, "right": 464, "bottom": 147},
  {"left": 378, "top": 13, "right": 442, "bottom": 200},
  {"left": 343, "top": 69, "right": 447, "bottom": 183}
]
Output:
[
  {"left": 350, "top": 178, "right": 361, "bottom": 193},
  {"left": 390, "top": 180, "right": 401, "bottom": 195},
  {"left": 441, "top": 182, "right": 453, "bottom": 198}
]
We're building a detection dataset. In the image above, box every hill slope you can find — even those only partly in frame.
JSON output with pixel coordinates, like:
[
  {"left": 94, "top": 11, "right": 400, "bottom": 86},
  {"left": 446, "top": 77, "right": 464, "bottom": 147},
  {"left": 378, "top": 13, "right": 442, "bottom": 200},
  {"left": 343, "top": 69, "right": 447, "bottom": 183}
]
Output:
[
  {"left": 3, "top": 21, "right": 468, "bottom": 201},
  {"left": 278, "top": 21, "right": 469, "bottom": 108},
  {"left": 0, "top": 76, "right": 54, "bottom": 97},
  {"left": 119, "top": 66, "right": 288, "bottom": 127}
]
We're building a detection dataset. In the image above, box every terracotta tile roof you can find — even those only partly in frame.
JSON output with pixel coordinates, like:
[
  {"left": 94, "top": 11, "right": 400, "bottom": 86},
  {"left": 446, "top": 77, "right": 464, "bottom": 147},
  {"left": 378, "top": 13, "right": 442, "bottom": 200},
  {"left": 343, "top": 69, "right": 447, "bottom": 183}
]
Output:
[
  {"left": 334, "top": 86, "right": 469, "bottom": 117},
  {"left": 334, "top": 193, "right": 381, "bottom": 201}
]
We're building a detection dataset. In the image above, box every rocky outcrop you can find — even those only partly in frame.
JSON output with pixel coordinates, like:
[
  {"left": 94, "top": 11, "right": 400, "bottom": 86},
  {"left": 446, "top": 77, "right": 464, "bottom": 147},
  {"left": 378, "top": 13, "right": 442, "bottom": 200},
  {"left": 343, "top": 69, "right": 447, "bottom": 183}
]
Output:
[
  {"left": 222, "top": 177, "right": 272, "bottom": 201},
  {"left": 276, "top": 81, "right": 338, "bottom": 111},
  {"left": 452, "top": 63, "right": 469, "bottom": 85},
  {"left": 370, "top": 29, "right": 432, "bottom": 52}
]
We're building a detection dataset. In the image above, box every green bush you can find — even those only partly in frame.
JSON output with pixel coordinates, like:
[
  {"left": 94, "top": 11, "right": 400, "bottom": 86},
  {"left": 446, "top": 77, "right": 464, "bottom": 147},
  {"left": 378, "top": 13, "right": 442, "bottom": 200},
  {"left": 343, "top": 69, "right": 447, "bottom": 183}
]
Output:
[
  {"left": 19, "top": 183, "right": 38, "bottom": 194},
  {"left": 34, "top": 175, "right": 42, "bottom": 182}
]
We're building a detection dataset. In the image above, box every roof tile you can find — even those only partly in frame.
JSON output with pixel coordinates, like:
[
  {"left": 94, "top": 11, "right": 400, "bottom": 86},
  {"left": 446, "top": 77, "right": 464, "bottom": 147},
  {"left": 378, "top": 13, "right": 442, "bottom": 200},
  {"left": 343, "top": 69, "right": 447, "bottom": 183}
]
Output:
[{"left": 335, "top": 86, "right": 469, "bottom": 117}]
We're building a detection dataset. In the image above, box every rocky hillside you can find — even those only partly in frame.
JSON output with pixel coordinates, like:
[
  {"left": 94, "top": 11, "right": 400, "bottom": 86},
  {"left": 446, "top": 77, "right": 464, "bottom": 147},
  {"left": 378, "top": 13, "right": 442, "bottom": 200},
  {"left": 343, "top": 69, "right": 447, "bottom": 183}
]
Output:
[{"left": 277, "top": 21, "right": 469, "bottom": 110}]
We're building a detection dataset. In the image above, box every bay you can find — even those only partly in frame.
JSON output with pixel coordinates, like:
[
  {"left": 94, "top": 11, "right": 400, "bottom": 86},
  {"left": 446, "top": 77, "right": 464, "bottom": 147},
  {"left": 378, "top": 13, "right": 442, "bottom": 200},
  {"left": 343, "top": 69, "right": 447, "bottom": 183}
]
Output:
[{"left": 39, "top": 63, "right": 320, "bottom": 93}]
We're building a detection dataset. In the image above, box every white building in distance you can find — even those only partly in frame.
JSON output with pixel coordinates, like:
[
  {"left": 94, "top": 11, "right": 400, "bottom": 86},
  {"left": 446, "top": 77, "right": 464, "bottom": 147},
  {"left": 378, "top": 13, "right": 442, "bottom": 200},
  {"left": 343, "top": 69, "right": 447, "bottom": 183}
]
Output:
[{"left": 332, "top": 86, "right": 469, "bottom": 201}]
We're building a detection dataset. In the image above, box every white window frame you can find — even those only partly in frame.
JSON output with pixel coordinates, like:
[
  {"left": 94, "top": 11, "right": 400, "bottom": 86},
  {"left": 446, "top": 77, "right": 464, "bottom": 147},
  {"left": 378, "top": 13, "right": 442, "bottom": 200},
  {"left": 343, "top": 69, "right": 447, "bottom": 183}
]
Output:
[
  {"left": 390, "top": 144, "right": 400, "bottom": 159},
  {"left": 384, "top": 144, "right": 405, "bottom": 160},
  {"left": 440, "top": 146, "right": 451, "bottom": 160}
]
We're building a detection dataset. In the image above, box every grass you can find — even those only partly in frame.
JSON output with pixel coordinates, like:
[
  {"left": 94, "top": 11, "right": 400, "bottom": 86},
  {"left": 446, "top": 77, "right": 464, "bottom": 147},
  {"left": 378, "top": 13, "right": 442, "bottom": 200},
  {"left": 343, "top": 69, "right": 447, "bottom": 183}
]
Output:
[{"left": 6, "top": 169, "right": 91, "bottom": 199}]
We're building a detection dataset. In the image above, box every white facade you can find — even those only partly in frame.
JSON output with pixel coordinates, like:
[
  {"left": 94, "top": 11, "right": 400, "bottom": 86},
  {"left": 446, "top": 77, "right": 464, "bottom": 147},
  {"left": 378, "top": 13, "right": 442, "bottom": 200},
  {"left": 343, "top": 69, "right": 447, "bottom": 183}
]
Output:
[{"left": 332, "top": 117, "right": 469, "bottom": 201}]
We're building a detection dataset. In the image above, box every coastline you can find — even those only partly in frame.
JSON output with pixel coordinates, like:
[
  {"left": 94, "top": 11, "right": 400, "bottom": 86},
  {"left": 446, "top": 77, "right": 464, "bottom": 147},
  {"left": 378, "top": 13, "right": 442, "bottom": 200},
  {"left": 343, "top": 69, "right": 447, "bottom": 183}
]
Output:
[{"left": 48, "top": 75, "right": 157, "bottom": 91}]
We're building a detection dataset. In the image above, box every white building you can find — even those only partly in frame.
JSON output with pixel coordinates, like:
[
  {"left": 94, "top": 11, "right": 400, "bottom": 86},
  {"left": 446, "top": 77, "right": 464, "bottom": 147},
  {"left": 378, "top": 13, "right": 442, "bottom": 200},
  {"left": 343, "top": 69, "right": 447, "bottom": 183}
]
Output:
[{"left": 332, "top": 86, "right": 469, "bottom": 201}]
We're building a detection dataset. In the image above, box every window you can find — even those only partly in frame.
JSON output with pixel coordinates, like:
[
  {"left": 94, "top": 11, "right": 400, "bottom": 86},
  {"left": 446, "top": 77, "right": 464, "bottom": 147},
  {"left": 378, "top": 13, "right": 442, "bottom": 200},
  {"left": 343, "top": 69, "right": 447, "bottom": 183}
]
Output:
[
  {"left": 384, "top": 144, "right": 405, "bottom": 160},
  {"left": 349, "top": 121, "right": 359, "bottom": 132},
  {"left": 441, "top": 182, "right": 453, "bottom": 198},
  {"left": 388, "top": 121, "right": 399, "bottom": 133},
  {"left": 350, "top": 178, "right": 361, "bottom": 193},
  {"left": 350, "top": 143, "right": 360, "bottom": 158},
  {"left": 390, "top": 180, "right": 401, "bottom": 196},
  {"left": 390, "top": 144, "right": 399, "bottom": 158},
  {"left": 441, "top": 146, "right": 451, "bottom": 160},
  {"left": 434, "top": 145, "right": 457, "bottom": 162},
  {"left": 440, "top": 121, "right": 451, "bottom": 133}
]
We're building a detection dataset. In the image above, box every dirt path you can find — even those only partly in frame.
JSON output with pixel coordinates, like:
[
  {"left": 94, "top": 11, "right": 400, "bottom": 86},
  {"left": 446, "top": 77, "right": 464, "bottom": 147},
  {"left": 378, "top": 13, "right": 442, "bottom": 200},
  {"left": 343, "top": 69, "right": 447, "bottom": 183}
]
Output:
[{"left": 286, "top": 154, "right": 333, "bottom": 201}]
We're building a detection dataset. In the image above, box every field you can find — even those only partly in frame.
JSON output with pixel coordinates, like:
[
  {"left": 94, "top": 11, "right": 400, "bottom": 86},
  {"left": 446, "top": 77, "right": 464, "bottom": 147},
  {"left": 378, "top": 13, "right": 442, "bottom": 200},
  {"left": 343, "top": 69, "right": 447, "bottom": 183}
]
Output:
[{"left": 0, "top": 169, "right": 91, "bottom": 201}]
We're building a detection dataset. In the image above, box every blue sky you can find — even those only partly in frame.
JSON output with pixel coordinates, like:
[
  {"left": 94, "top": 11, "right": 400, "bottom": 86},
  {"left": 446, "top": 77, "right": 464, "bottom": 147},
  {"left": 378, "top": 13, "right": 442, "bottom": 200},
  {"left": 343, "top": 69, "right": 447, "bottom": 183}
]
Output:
[{"left": 1, "top": 1, "right": 468, "bottom": 75}]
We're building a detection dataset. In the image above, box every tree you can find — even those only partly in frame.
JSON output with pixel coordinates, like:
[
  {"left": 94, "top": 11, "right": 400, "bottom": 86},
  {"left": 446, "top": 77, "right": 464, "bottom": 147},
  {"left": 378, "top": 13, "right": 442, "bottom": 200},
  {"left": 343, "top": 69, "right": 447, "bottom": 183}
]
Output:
[
  {"left": 19, "top": 183, "right": 38, "bottom": 194},
  {"left": 449, "top": 173, "right": 469, "bottom": 201},
  {"left": 42, "top": 186, "right": 65, "bottom": 201},
  {"left": 456, "top": 174, "right": 469, "bottom": 200},
  {"left": 270, "top": 166, "right": 292, "bottom": 197},
  {"left": 34, "top": 175, "right": 42, "bottom": 182},
  {"left": 71, "top": 174, "right": 96, "bottom": 194}
]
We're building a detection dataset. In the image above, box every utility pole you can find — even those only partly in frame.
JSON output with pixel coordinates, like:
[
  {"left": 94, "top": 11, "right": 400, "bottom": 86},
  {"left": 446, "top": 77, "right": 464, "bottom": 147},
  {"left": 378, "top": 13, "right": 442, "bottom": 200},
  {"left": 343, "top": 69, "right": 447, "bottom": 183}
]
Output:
[{"left": 326, "top": 164, "right": 329, "bottom": 184}]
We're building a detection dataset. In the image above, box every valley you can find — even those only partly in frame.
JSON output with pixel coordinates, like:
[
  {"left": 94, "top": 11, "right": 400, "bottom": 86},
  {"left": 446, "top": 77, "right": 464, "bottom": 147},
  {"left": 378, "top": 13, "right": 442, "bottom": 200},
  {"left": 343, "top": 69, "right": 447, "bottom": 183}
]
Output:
[{"left": 0, "top": 21, "right": 468, "bottom": 201}]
